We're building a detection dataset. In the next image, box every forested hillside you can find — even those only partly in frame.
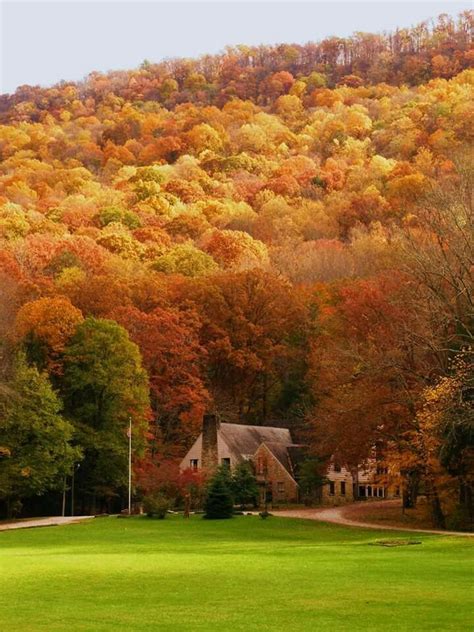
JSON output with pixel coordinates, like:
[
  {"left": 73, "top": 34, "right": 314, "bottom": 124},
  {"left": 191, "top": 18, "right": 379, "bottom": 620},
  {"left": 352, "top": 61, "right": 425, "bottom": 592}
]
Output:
[{"left": 0, "top": 12, "right": 472, "bottom": 526}]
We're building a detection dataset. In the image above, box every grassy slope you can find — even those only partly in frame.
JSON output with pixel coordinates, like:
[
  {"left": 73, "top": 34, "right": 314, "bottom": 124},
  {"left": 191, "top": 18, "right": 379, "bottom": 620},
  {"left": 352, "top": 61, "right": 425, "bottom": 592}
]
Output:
[{"left": 0, "top": 516, "right": 472, "bottom": 632}]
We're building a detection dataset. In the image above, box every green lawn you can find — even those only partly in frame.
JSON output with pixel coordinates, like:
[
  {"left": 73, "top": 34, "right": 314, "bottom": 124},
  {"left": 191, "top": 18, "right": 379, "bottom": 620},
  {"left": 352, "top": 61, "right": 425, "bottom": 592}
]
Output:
[{"left": 0, "top": 516, "right": 472, "bottom": 631}]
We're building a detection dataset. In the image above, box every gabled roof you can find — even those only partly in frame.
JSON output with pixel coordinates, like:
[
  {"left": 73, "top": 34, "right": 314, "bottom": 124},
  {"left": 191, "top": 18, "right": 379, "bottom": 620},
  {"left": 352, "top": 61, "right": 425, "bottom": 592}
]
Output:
[
  {"left": 262, "top": 441, "right": 295, "bottom": 476},
  {"left": 218, "top": 423, "right": 306, "bottom": 480},
  {"left": 219, "top": 423, "right": 293, "bottom": 463}
]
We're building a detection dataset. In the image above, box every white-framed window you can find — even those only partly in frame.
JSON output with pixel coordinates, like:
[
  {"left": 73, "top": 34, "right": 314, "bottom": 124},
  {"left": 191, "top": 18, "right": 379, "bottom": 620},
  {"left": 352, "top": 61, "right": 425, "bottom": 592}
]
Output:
[
  {"left": 221, "top": 458, "right": 231, "bottom": 467},
  {"left": 190, "top": 459, "right": 198, "bottom": 470}
]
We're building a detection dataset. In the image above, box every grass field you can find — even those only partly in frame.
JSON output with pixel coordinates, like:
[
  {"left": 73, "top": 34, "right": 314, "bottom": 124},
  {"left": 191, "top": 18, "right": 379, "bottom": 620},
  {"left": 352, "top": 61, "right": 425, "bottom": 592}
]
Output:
[{"left": 0, "top": 515, "right": 472, "bottom": 631}]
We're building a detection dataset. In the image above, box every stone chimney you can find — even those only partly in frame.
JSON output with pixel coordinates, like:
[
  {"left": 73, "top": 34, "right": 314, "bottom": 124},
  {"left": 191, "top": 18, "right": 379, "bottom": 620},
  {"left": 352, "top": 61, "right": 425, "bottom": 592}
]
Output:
[{"left": 201, "top": 413, "right": 220, "bottom": 472}]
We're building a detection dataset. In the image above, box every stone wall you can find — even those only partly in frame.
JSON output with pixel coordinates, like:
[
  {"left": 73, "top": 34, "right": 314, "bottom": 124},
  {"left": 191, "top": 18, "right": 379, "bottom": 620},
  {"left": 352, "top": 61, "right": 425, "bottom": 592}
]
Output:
[{"left": 254, "top": 444, "right": 299, "bottom": 505}]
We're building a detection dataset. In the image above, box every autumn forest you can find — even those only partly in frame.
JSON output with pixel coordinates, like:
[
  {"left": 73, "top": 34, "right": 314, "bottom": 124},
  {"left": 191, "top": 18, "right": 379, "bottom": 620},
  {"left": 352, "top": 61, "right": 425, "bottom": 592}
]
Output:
[{"left": 0, "top": 11, "right": 472, "bottom": 528}]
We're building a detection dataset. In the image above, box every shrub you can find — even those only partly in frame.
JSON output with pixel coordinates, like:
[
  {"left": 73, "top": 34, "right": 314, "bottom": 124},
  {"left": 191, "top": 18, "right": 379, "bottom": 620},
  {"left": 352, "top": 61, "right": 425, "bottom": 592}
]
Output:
[
  {"left": 143, "top": 493, "right": 170, "bottom": 519},
  {"left": 204, "top": 468, "right": 234, "bottom": 519},
  {"left": 231, "top": 462, "right": 258, "bottom": 508}
]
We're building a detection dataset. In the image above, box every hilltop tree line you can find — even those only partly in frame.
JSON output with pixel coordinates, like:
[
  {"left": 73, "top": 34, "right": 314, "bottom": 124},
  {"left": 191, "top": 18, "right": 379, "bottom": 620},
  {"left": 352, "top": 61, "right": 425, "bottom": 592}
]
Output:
[
  {"left": 0, "top": 12, "right": 472, "bottom": 527},
  {"left": 1, "top": 11, "right": 472, "bottom": 117}
]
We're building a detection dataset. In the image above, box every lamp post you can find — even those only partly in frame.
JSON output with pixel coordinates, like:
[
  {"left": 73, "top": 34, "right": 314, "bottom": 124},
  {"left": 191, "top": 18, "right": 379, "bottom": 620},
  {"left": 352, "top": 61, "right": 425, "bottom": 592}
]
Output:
[
  {"left": 263, "top": 461, "right": 269, "bottom": 513},
  {"left": 71, "top": 463, "right": 80, "bottom": 516}
]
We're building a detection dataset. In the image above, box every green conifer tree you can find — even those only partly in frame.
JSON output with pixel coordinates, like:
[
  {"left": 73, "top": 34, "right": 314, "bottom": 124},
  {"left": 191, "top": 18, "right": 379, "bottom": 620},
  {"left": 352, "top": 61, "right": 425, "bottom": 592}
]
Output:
[
  {"left": 232, "top": 462, "right": 258, "bottom": 508},
  {"left": 204, "top": 466, "right": 234, "bottom": 519}
]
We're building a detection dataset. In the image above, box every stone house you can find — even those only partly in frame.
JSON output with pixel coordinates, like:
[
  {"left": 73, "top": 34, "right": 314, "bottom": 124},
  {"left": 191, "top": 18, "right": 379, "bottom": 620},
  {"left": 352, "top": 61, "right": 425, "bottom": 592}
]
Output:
[
  {"left": 180, "top": 414, "right": 303, "bottom": 504},
  {"left": 181, "top": 415, "right": 401, "bottom": 507},
  {"left": 322, "top": 460, "right": 401, "bottom": 506}
]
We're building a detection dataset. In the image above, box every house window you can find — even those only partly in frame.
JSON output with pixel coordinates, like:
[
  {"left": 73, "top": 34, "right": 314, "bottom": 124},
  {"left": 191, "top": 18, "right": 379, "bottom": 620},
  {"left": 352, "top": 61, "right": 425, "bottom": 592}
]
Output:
[
  {"left": 367, "top": 486, "right": 372, "bottom": 497},
  {"left": 257, "top": 456, "right": 266, "bottom": 475},
  {"left": 329, "top": 481, "right": 335, "bottom": 496},
  {"left": 190, "top": 459, "right": 198, "bottom": 470},
  {"left": 333, "top": 463, "right": 341, "bottom": 472},
  {"left": 221, "top": 458, "right": 231, "bottom": 468},
  {"left": 340, "top": 481, "right": 346, "bottom": 496},
  {"left": 277, "top": 482, "right": 285, "bottom": 495},
  {"left": 378, "top": 488, "right": 384, "bottom": 498}
]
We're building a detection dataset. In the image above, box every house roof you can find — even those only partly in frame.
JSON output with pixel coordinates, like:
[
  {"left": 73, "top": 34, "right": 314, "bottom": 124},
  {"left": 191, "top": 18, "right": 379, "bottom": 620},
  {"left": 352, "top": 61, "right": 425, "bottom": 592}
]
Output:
[
  {"left": 262, "top": 441, "right": 295, "bottom": 475},
  {"left": 218, "top": 423, "right": 305, "bottom": 479},
  {"left": 219, "top": 423, "right": 293, "bottom": 462}
]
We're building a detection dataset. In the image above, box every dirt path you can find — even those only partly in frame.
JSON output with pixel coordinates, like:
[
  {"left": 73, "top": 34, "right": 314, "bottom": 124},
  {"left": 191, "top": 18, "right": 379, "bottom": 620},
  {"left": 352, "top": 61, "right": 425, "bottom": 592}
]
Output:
[
  {"left": 273, "top": 501, "right": 474, "bottom": 537},
  {"left": 0, "top": 516, "right": 94, "bottom": 531}
]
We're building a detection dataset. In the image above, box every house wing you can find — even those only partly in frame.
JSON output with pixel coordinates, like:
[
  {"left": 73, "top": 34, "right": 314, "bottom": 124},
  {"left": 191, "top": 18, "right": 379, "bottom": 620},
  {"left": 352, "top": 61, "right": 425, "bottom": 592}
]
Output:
[{"left": 257, "top": 442, "right": 299, "bottom": 485}]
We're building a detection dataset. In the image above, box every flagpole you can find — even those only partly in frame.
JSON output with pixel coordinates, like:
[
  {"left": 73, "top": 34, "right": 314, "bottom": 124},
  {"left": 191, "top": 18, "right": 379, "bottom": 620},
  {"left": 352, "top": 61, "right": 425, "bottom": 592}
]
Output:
[
  {"left": 61, "top": 475, "right": 66, "bottom": 517},
  {"left": 128, "top": 416, "right": 132, "bottom": 515}
]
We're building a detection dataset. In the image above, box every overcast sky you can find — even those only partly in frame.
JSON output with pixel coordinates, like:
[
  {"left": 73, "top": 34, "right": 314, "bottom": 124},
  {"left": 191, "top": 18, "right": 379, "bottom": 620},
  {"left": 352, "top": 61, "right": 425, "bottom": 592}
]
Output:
[{"left": 1, "top": 1, "right": 471, "bottom": 94}]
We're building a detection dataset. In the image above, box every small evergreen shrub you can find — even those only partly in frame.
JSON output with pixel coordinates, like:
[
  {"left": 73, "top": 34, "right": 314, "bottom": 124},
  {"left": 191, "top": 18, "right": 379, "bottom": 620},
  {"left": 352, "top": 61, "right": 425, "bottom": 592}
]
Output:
[{"left": 204, "top": 468, "right": 234, "bottom": 519}]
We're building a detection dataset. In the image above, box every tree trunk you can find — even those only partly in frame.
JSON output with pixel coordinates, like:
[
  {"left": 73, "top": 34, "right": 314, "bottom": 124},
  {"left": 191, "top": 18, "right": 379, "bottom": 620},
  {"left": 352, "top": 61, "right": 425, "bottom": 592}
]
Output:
[
  {"left": 459, "top": 480, "right": 474, "bottom": 528},
  {"left": 352, "top": 468, "right": 359, "bottom": 500},
  {"left": 402, "top": 487, "right": 411, "bottom": 510},
  {"left": 426, "top": 478, "right": 446, "bottom": 529},
  {"left": 262, "top": 373, "right": 268, "bottom": 422},
  {"left": 402, "top": 470, "right": 420, "bottom": 509}
]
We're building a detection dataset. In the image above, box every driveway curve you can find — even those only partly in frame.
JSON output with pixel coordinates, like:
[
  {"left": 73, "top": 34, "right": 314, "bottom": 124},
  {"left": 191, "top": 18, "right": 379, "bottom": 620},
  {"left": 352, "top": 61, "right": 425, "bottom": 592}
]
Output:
[
  {"left": 0, "top": 516, "right": 94, "bottom": 531},
  {"left": 273, "top": 501, "right": 474, "bottom": 537}
]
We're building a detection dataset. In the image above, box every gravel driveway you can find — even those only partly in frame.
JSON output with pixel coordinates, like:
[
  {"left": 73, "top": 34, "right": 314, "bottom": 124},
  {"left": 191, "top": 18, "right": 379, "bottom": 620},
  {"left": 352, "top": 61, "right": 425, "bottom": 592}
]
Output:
[{"left": 273, "top": 501, "right": 474, "bottom": 537}]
